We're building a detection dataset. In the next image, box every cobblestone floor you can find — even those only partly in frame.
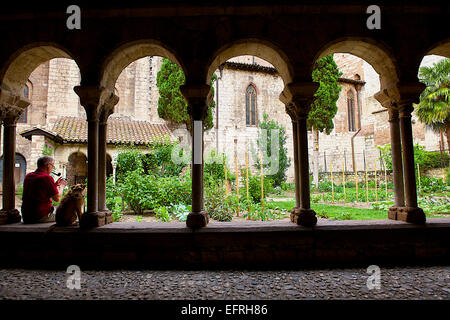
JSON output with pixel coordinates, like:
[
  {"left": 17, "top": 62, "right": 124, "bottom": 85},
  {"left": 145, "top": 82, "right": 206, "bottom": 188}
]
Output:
[{"left": 0, "top": 266, "right": 448, "bottom": 300}]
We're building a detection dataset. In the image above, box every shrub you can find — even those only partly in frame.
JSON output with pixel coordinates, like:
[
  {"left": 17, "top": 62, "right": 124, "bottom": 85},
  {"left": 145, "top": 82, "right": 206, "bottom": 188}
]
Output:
[
  {"left": 251, "top": 113, "right": 291, "bottom": 188},
  {"left": 281, "top": 182, "right": 295, "bottom": 191},
  {"left": 422, "top": 151, "right": 450, "bottom": 169},
  {"left": 204, "top": 183, "right": 235, "bottom": 222},
  {"left": 204, "top": 149, "right": 227, "bottom": 182},
  {"left": 154, "top": 206, "right": 171, "bottom": 222},
  {"left": 419, "top": 176, "right": 447, "bottom": 193},
  {"left": 143, "top": 138, "right": 187, "bottom": 177},
  {"left": 242, "top": 202, "right": 286, "bottom": 221},
  {"left": 169, "top": 203, "right": 191, "bottom": 222},
  {"left": 378, "top": 143, "right": 447, "bottom": 170},
  {"left": 247, "top": 173, "right": 274, "bottom": 203}
]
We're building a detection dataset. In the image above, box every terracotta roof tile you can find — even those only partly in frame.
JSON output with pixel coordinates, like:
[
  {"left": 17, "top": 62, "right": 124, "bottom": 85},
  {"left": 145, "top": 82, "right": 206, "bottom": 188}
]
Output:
[{"left": 52, "top": 116, "right": 174, "bottom": 145}]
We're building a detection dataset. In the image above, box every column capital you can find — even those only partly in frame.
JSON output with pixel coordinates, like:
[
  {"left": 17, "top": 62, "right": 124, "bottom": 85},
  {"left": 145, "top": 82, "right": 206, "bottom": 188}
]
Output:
[
  {"left": 180, "top": 83, "right": 212, "bottom": 121},
  {"left": 99, "top": 92, "right": 119, "bottom": 124},
  {"left": 74, "top": 85, "right": 115, "bottom": 121},
  {"left": 0, "top": 87, "right": 30, "bottom": 124},
  {"left": 285, "top": 102, "right": 309, "bottom": 121},
  {"left": 395, "top": 82, "right": 426, "bottom": 117},
  {"left": 281, "top": 82, "right": 318, "bottom": 120},
  {"left": 375, "top": 81, "right": 425, "bottom": 110},
  {"left": 289, "top": 82, "right": 319, "bottom": 115}
]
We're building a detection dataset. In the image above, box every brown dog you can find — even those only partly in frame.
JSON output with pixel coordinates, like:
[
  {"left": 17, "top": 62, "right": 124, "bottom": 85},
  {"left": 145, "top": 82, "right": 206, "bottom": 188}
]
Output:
[{"left": 55, "top": 184, "right": 86, "bottom": 226}]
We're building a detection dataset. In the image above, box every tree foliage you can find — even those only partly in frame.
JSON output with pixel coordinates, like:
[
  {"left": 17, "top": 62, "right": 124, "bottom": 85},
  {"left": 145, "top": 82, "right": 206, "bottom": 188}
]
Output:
[
  {"left": 307, "top": 55, "right": 343, "bottom": 133},
  {"left": 252, "top": 112, "right": 290, "bottom": 188},
  {"left": 414, "top": 58, "right": 450, "bottom": 152},
  {"left": 156, "top": 58, "right": 216, "bottom": 133}
]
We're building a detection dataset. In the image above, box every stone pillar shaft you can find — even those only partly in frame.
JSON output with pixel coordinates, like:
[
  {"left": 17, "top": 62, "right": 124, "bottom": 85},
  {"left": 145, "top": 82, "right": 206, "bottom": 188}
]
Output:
[
  {"left": 2, "top": 120, "right": 16, "bottom": 211},
  {"left": 399, "top": 110, "right": 418, "bottom": 208},
  {"left": 297, "top": 117, "right": 311, "bottom": 210},
  {"left": 292, "top": 121, "right": 300, "bottom": 209},
  {"left": 191, "top": 120, "right": 204, "bottom": 213},
  {"left": 180, "top": 83, "right": 211, "bottom": 228},
  {"left": 98, "top": 121, "right": 107, "bottom": 212},
  {"left": 87, "top": 116, "right": 99, "bottom": 213},
  {"left": 389, "top": 109, "right": 405, "bottom": 207}
]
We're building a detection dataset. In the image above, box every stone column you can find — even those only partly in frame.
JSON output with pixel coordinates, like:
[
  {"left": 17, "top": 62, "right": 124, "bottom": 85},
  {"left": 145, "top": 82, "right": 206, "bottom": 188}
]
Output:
[
  {"left": 398, "top": 104, "right": 425, "bottom": 224},
  {"left": 112, "top": 159, "right": 117, "bottom": 184},
  {"left": 387, "top": 108, "right": 405, "bottom": 220},
  {"left": 285, "top": 103, "right": 300, "bottom": 212},
  {"left": 180, "top": 84, "right": 211, "bottom": 229},
  {"left": 74, "top": 86, "right": 112, "bottom": 228},
  {"left": 98, "top": 94, "right": 118, "bottom": 225},
  {"left": 0, "top": 89, "right": 29, "bottom": 225},
  {"left": 289, "top": 82, "right": 319, "bottom": 227}
]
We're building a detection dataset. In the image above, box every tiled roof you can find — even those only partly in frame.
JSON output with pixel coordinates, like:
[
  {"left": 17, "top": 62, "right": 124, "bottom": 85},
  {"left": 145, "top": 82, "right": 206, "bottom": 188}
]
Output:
[{"left": 51, "top": 116, "right": 174, "bottom": 145}]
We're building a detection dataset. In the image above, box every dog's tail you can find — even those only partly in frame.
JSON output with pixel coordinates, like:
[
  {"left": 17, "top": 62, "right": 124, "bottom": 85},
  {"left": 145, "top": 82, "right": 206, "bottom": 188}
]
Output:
[{"left": 45, "top": 223, "right": 57, "bottom": 234}]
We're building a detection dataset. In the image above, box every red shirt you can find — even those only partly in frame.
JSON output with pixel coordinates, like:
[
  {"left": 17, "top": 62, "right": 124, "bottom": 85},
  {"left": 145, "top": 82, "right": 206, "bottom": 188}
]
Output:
[{"left": 21, "top": 170, "right": 59, "bottom": 222}]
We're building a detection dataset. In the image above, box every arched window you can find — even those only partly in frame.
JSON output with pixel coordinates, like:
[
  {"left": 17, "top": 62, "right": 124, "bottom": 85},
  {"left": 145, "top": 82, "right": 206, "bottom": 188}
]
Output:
[
  {"left": 347, "top": 90, "right": 356, "bottom": 132},
  {"left": 246, "top": 85, "right": 257, "bottom": 126},
  {"left": 18, "top": 84, "right": 29, "bottom": 123}
]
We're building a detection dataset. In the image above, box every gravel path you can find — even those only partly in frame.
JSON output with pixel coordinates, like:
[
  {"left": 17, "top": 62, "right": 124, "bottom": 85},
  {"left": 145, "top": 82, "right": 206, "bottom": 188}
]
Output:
[{"left": 0, "top": 266, "right": 448, "bottom": 300}]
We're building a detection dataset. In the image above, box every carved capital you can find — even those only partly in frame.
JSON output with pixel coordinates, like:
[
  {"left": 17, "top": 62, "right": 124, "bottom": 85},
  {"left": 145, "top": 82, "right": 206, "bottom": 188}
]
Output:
[
  {"left": 180, "top": 84, "right": 211, "bottom": 121},
  {"left": 285, "top": 102, "right": 309, "bottom": 121},
  {"left": 0, "top": 87, "right": 30, "bottom": 124},
  {"left": 395, "top": 81, "right": 426, "bottom": 111},
  {"left": 374, "top": 89, "right": 396, "bottom": 109},
  {"left": 281, "top": 82, "right": 318, "bottom": 120},
  {"left": 99, "top": 92, "right": 119, "bottom": 124},
  {"left": 74, "top": 85, "right": 115, "bottom": 121},
  {"left": 288, "top": 81, "right": 319, "bottom": 114}
]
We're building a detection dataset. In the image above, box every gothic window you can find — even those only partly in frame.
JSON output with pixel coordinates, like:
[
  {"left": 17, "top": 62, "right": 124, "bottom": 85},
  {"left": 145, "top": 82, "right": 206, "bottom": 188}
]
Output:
[
  {"left": 18, "top": 84, "right": 29, "bottom": 123},
  {"left": 246, "top": 85, "right": 257, "bottom": 126},
  {"left": 347, "top": 90, "right": 356, "bottom": 132}
]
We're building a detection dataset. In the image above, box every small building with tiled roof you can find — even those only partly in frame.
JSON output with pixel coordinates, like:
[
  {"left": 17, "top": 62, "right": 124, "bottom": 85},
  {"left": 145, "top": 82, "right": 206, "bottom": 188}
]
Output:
[{"left": 18, "top": 116, "right": 176, "bottom": 185}]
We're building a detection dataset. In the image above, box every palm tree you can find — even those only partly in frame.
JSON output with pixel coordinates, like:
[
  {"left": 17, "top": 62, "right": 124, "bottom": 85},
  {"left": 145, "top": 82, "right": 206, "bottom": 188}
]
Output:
[{"left": 414, "top": 58, "right": 450, "bottom": 154}]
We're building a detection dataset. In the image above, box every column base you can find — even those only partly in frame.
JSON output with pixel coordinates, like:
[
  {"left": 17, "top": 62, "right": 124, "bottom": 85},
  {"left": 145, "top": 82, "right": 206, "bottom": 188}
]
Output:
[
  {"left": 290, "top": 207, "right": 298, "bottom": 215},
  {"left": 397, "top": 207, "right": 426, "bottom": 224},
  {"left": 79, "top": 211, "right": 106, "bottom": 229},
  {"left": 186, "top": 211, "right": 209, "bottom": 229},
  {"left": 0, "top": 209, "right": 21, "bottom": 225},
  {"left": 100, "top": 209, "right": 114, "bottom": 225},
  {"left": 388, "top": 206, "right": 399, "bottom": 220},
  {"left": 290, "top": 208, "right": 317, "bottom": 227}
]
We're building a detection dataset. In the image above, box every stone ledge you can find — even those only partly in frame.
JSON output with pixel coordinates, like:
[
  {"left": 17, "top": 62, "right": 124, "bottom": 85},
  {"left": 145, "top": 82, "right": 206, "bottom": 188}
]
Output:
[{"left": 0, "top": 219, "right": 448, "bottom": 269}]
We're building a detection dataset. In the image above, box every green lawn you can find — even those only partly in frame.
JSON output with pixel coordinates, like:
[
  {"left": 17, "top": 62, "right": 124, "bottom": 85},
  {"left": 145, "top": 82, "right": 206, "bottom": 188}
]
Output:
[{"left": 265, "top": 200, "right": 445, "bottom": 220}]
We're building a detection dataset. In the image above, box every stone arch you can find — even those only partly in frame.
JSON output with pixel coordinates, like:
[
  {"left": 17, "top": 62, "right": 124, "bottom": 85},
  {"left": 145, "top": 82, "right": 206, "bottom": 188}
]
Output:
[
  {"left": 67, "top": 152, "right": 88, "bottom": 186},
  {"left": 206, "top": 39, "right": 294, "bottom": 86},
  {"left": 426, "top": 39, "right": 450, "bottom": 59},
  {"left": 0, "top": 43, "right": 77, "bottom": 96},
  {"left": 100, "top": 40, "right": 185, "bottom": 93},
  {"left": 314, "top": 38, "right": 400, "bottom": 91}
]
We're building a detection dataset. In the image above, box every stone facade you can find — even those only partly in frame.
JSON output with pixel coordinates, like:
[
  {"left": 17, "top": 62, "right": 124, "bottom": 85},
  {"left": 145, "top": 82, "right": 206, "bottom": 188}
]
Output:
[{"left": 0, "top": 54, "right": 445, "bottom": 185}]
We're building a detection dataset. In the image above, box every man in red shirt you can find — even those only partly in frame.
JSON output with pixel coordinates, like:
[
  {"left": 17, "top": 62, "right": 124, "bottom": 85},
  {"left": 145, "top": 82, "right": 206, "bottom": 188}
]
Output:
[{"left": 21, "top": 156, "right": 66, "bottom": 223}]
